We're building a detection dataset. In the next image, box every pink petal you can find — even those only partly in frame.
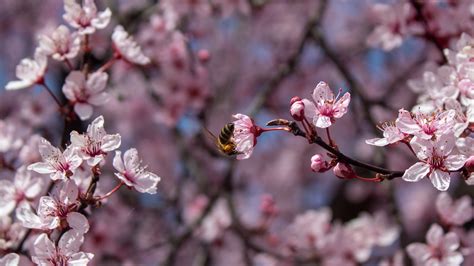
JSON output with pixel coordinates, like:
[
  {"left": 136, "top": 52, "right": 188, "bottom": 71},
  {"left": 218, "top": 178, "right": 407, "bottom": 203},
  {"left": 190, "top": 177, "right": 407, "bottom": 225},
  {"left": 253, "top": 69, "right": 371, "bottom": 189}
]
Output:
[
  {"left": 406, "top": 243, "right": 431, "bottom": 261},
  {"left": 444, "top": 155, "right": 467, "bottom": 171},
  {"left": 74, "top": 103, "right": 93, "bottom": 120},
  {"left": 134, "top": 172, "right": 161, "bottom": 194},
  {"left": 426, "top": 224, "right": 443, "bottom": 246},
  {"left": 429, "top": 170, "right": 450, "bottom": 191},
  {"left": 365, "top": 137, "right": 389, "bottom": 147},
  {"left": 112, "top": 151, "right": 125, "bottom": 173},
  {"left": 442, "top": 232, "right": 460, "bottom": 252},
  {"left": 58, "top": 230, "right": 84, "bottom": 255},
  {"left": 67, "top": 212, "right": 90, "bottom": 234},
  {"left": 402, "top": 162, "right": 430, "bottom": 182},
  {"left": 333, "top": 92, "right": 350, "bottom": 118},
  {"left": 312, "top": 81, "right": 333, "bottom": 102}
]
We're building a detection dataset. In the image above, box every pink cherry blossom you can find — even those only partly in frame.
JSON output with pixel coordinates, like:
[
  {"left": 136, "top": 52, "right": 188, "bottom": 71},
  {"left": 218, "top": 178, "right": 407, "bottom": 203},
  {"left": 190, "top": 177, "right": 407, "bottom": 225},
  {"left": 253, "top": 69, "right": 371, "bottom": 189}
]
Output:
[
  {"left": 0, "top": 216, "right": 26, "bottom": 250},
  {"left": 112, "top": 25, "right": 151, "bottom": 65},
  {"left": 70, "top": 116, "right": 121, "bottom": 166},
  {"left": 193, "top": 198, "right": 231, "bottom": 243},
  {"left": 32, "top": 231, "right": 93, "bottom": 265},
  {"left": 0, "top": 120, "right": 23, "bottom": 152},
  {"left": 232, "top": 113, "right": 260, "bottom": 160},
  {"left": 302, "top": 81, "right": 351, "bottom": 128},
  {"left": 5, "top": 50, "right": 47, "bottom": 90},
  {"left": 62, "top": 71, "right": 110, "bottom": 120},
  {"left": 0, "top": 253, "right": 19, "bottom": 266},
  {"left": 402, "top": 133, "right": 467, "bottom": 191},
  {"left": 436, "top": 192, "right": 473, "bottom": 226},
  {"left": 63, "top": 0, "right": 111, "bottom": 35},
  {"left": 0, "top": 166, "right": 45, "bottom": 216},
  {"left": 113, "top": 148, "right": 161, "bottom": 194},
  {"left": 286, "top": 208, "right": 332, "bottom": 251},
  {"left": 407, "top": 224, "right": 463, "bottom": 266},
  {"left": 38, "top": 25, "right": 81, "bottom": 61},
  {"left": 365, "top": 122, "right": 405, "bottom": 147},
  {"left": 16, "top": 180, "right": 89, "bottom": 234},
  {"left": 27, "top": 138, "right": 82, "bottom": 181},
  {"left": 396, "top": 109, "right": 456, "bottom": 140}
]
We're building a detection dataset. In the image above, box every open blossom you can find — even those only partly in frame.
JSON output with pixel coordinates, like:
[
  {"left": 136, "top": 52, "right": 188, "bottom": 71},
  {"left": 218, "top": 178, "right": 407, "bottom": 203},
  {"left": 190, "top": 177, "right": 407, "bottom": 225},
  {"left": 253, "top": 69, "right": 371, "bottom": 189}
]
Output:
[
  {"left": 365, "top": 122, "right": 405, "bottom": 146},
  {"left": 0, "top": 166, "right": 44, "bottom": 216},
  {"left": 436, "top": 193, "right": 473, "bottom": 226},
  {"left": 0, "top": 253, "right": 19, "bottom": 266},
  {"left": 70, "top": 116, "right": 121, "bottom": 166},
  {"left": 16, "top": 180, "right": 89, "bottom": 234},
  {"left": 0, "top": 120, "right": 23, "bottom": 152},
  {"left": 402, "top": 133, "right": 467, "bottom": 191},
  {"left": 5, "top": 50, "right": 47, "bottom": 90},
  {"left": 232, "top": 113, "right": 260, "bottom": 160},
  {"left": 38, "top": 25, "right": 81, "bottom": 61},
  {"left": 62, "top": 71, "right": 110, "bottom": 120},
  {"left": 112, "top": 25, "right": 151, "bottom": 65},
  {"left": 113, "top": 148, "right": 161, "bottom": 194},
  {"left": 286, "top": 208, "right": 332, "bottom": 251},
  {"left": 63, "top": 0, "right": 111, "bottom": 35},
  {"left": 27, "top": 138, "right": 82, "bottom": 181},
  {"left": 302, "top": 81, "right": 351, "bottom": 128},
  {"left": 32, "top": 231, "right": 93, "bottom": 265},
  {"left": 407, "top": 224, "right": 463, "bottom": 266},
  {"left": 0, "top": 217, "right": 26, "bottom": 250},
  {"left": 396, "top": 109, "right": 455, "bottom": 140}
]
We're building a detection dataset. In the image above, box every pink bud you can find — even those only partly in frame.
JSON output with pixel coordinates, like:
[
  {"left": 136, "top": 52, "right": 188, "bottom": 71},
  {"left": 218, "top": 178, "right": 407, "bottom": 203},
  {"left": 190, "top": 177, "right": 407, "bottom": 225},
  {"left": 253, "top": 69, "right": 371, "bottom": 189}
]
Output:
[
  {"left": 260, "top": 194, "right": 277, "bottom": 216},
  {"left": 197, "top": 49, "right": 210, "bottom": 63},
  {"left": 311, "top": 154, "right": 329, "bottom": 172},
  {"left": 290, "top": 97, "right": 305, "bottom": 121},
  {"left": 465, "top": 156, "right": 474, "bottom": 172},
  {"left": 333, "top": 163, "right": 356, "bottom": 179}
]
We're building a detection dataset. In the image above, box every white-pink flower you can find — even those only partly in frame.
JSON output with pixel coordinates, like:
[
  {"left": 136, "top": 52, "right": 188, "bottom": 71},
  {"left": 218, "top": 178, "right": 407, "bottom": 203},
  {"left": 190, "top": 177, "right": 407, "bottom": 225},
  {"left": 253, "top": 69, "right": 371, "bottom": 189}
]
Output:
[
  {"left": 365, "top": 122, "right": 405, "bottom": 146},
  {"left": 38, "top": 25, "right": 81, "bottom": 61},
  {"left": 302, "top": 81, "right": 351, "bottom": 128},
  {"left": 32, "top": 231, "right": 93, "bottom": 265},
  {"left": 0, "top": 166, "right": 44, "bottom": 216},
  {"left": 436, "top": 192, "right": 473, "bottom": 226},
  {"left": 286, "top": 208, "right": 332, "bottom": 251},
  {"left": 113, "top": 148, "right": 161, "bottom": 194},
  {"left": 112, "top": 25, "right": 151, "bottom": 65},
  {"left": 63, "top": 0, "right": 111, "bottom": 35},
  {"left": 27, "top": 138, "right": 82, "bottom": 181},
  {"left": 5, "top": 50, "right": 47, "bottom": 91},
  {"left": 407, "top": 224, "right": 463, "bottom": 266},
  {"left": 62, "top": 71, "right": 110, "bottom": 120},
  {"left": 396, "top": 109, "right": 455, "bottom": 140},
  {"left": 70, "top": 116, "right": 121, "bottom": 166},
  {"left": 16, "top": 180, "right": 89, "bottom": 234},
  {"left": 232, "top": 113, "right": 259, "bottom": 160},
  {"left": 0, "top": 253, "right": 19, "bottom": 266},
  {"left": 402, "top": 133, "right": 467, "bottom": 191}
]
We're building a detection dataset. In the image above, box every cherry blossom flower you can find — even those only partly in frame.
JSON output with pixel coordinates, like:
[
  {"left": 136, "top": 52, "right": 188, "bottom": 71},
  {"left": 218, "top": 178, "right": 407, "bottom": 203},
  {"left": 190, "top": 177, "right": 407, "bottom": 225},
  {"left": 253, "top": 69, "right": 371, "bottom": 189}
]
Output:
[
  {"left": 396, "top": 109, "right": 456, "bottom": 140},
  {"left": 232, "top": 113, "right": 260, "bottom": 160},
  {"left": 38, "top": 25, "right": 81, "bottom": 61},
  {"left": 286, "top": 208, "right": 332, "bottom": 251},
  {"left": 16, "top": 180, "right": 89, "bottom": 234},
  {"left": 0, "top": 120, "right": 23, "bottom": 152},
  {"left": 402, "top": 133, "right": 467, "bottom": 191},
  {"left": 407, "top": 224, "right": 463, "bottom": 266},
  {"left": 70, "top": 116, "right": 121, "bottom": 166},
  {"left": 0, "top": 253, "right": 19, "bottom": 266},
  {"left": 32, "top": 231, "right": 93, "bottom": 265},
  {"left": 5, "top": 50, "right": 47, "bottom": 90},
  {"left": 365, "top": 122, "right": 405, "bottom": 146},
  {"left": 302, "top": 81, "right": 351, "bottom": 128},
  {"left": 0, "top": 166, "right": 45, "bottom": 216},
  {"left": 63, "top": 0, "right": 111, "bottom": 35},
  {"left": 436, "top": 192, "right": 473, "bottom": 226},
  {"left": 0, "top": 216, "right": 26, "bottom": 250},
  {"left": 27, "top": 138, "right": 82, "bottom": 181},
  {"left": 112, "top": 25, "right": 151, "bottom": 65},
  {"left": 62, "top": 71, "right": 110, "bottom": 120},
  {"left": 113, "top": 148, "right": 161, "bottom": 194}
]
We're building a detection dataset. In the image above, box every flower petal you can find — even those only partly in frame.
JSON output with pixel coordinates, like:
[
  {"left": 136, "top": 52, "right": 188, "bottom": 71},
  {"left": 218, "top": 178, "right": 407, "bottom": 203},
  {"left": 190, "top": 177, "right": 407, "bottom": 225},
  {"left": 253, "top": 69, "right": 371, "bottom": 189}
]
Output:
[{"left": 402, "top": 162, "right": 430, "bottom": 182}]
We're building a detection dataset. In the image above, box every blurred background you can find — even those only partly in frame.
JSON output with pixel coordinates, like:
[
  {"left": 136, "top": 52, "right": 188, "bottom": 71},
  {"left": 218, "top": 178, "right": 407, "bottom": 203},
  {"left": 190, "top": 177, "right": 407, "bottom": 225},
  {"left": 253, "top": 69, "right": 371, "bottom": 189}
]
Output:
[{"left": 1, "top": 0, "right": 473, "bottom": 265}]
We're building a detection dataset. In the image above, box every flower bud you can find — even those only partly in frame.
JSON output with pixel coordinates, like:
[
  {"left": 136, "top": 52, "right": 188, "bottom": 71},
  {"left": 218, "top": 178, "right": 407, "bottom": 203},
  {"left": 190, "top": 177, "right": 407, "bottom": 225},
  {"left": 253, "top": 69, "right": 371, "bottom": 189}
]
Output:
[
  {"left": 465, "top": 155, "right": 474, "bottom": 172},
  {"left": 333, "top": 162, "right": 356, "bottom": 179},
  {"left": 311, "top": 154, "right": 329, "bottom": 172},
  {"left": 290, "top": 97, "right": 305, "bottom": 121},
  {"left": 198, "top": 49, "right": 210, "bottom": 63},
  {"left": 260, "top": 194, "right": 277, "bottom": 217}
]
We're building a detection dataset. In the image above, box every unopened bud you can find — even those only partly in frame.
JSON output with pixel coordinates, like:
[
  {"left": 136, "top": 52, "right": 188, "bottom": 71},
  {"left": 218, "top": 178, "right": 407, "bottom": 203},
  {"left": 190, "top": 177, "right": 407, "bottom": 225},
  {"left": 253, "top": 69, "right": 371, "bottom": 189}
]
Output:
[
  {"left": 311, "top": 154, "right": 329, "bottom": 172},
  {"left": 465, "top": 155, "right": 474, "bottom": 172},
  {"left": 260, "top": 194, "right": 277, "bottom": 216},
  {"left": 333, "top": 163, "right": 356, "bottom": 179},
  {"left": 290, "top": 97, "right": 305, "bottom": 121},
  {"left": 197, "top": 49, "right": 210, "bottom": 63}
]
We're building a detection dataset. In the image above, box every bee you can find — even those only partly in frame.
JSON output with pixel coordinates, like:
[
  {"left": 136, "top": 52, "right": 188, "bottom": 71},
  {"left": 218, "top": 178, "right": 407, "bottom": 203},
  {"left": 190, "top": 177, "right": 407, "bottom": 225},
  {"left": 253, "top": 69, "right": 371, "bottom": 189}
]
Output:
[{"left": 205, "top": 123, "right": 241, "bottom": 156}]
